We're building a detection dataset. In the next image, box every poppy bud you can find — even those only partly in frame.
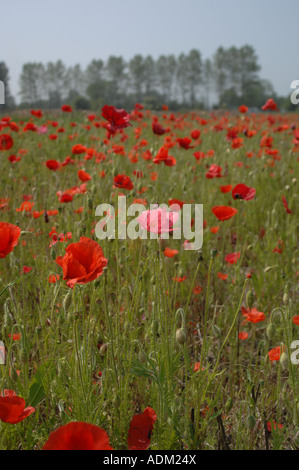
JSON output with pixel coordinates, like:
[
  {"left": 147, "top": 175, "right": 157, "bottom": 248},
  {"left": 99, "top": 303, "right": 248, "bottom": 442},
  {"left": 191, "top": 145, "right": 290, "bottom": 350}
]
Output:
[
  {"left": 283, "top": 290, "right": 289, "bottom": 305},
  {"left": 246, "top": 291, "right": 254, "bottom": 310},
  {"left": 211, "top": 249, "right": 218, "bottom": 259},
  {"left": 246, "top": 415, "right": 256, "bottom": 431},
  {"left": 51, "top": 248, "right": 56, "bottom": 260},
  {"left": 225, "top": 398, "right": 233, "bottom": 413},
  {"left": 280, "top": 352, "right": 288, "bottom": 370},
  {"left": 63, "top": 291, "right": 72, "bottom": 313},
  {"left": 100, "top": 343, "right": 108, "bottom": 356},
  {"left": 87, "top": 197, "right": 93, "bottom": 210},
  {"left": 176, "top": 328, "right": 186, "bottom": 345},
  {"left": 20, "top": 348, "right": 28, "bottom": 364},
  {"left": 10, "top": 368, "right": 19, "bottom": 383},
  {"left": 151, "top": 319, "right": 159, "bottom": 336},
  {"left": 266, "top": 323, "right": 276, "bottom": 340},
  {"left": 151, "top": 276, "right": 156, "bottom": 285},
  {"left": 113, "top": 168, "right": 118, "bottom": 177}
]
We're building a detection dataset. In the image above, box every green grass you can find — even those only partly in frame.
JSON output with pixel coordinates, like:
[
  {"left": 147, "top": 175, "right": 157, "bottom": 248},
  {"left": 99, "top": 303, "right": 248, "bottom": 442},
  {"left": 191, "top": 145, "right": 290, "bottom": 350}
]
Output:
[{"left": 0, "top": 108, "right": 298, "bottom": 450}]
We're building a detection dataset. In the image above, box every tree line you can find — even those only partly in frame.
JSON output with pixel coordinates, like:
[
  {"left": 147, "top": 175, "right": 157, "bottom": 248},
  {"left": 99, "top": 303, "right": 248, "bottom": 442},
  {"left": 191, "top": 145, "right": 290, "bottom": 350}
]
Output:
[{"left": 0, "top": 45, "right": 296, "bottom": 111}]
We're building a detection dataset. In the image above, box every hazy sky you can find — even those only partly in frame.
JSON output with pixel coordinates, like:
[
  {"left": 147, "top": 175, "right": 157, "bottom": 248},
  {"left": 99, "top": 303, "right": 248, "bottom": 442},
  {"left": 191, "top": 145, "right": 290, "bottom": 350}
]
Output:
[{"left": 1, "top": 0, "right": 298, "bottom": 101}]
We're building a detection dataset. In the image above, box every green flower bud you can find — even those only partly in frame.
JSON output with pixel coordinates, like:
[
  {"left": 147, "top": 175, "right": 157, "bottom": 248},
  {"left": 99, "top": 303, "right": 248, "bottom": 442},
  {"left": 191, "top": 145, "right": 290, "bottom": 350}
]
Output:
[
  {"left": 246, "top": 291, "right": 254, "bottom": 310},
  {"left": 247, "top": 415, "right": 256, "bottom": 431},
  {"left": 176, "top": 328, "right": 186, "bottom": 345}
]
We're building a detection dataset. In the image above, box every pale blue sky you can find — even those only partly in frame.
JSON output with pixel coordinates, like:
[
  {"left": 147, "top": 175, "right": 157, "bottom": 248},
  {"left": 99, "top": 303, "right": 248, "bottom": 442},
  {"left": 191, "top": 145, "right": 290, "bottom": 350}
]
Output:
[{"left": 1, "top": 0, "right": 298, "bottom": 100}]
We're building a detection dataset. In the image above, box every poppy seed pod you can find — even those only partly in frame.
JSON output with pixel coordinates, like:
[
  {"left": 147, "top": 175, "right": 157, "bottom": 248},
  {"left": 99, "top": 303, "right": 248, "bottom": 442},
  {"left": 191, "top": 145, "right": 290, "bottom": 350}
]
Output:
[
  {"left": 99, "top": 343, "right": 108, "bottom": 356},
  {"left": 87, "top": 197, "right": 93, "bottom": 210},
  {"left": 10, "top": 368, "right": 19, "bottom": 383},
  {"left": 63, "top": 291, "right": 72, "bottom": 313},
  {"left": 266, "top": 323, "right": 276, "bottom": 340},
  {"left": 280, "top": 352, "right": 288, "bottom": 370},
  {"left": 176, "top": 328, "right": 186, "bottom": 345},
  {"left": 246, "top": 291, "right": 254, "bottom": 310}
]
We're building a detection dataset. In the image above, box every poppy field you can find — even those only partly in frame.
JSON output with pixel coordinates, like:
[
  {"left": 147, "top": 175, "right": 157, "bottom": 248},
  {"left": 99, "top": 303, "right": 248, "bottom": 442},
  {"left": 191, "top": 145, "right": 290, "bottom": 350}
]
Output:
[{"left": 0, "top": 102, "right": 298, "bottom": 451}]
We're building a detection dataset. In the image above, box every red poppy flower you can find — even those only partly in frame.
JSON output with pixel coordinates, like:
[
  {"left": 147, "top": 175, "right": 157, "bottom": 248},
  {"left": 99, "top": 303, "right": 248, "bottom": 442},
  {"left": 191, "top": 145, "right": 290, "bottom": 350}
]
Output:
[
  {"left": 153, "top": 146, "right": 176, "bottom": 167},
  {"left": 114, "top": 174, "right": 134, "bottom": 190},
  {"left": 241, "top": 307, "right": 265, "bottom": 324},
  {"left": 152, "top": 122, "right": 167, "bottom": 135},
  {"left": 217, "top": 272, "right": 228, "bottom": 280},
  {"left": 128, "top": 407, "right": 157, "bottom": 450},
  {"left": 164, "top": 247, "right": 179, "bottom": 258},
  {"left": 239, "top": 105, "right": 248, "bottom": 114},
  {"left": 46, "top": 160, "right": 60, "bottom": 171},
  {"left": 0, "top": 222, "right": 21, "bottom": 258},
  {"left": 225, "top": 252, "right": 241, "bottom": 264},
  {"left": 72, "top": 144, "right": 87, "bottom": 155},
  {"left": 177, "top": 137, "right": 194, "bottom": 150},
  {"left": 206, "top": 164, "right": 222, "bottom": 179},
  {"left": 101, "top": 105, "right": 132, "bottom": 133},
  {"left": 0, "top": 134, "right": 14, "bottom": 151},
  {"left": 0, "top": 390, "right": 35, "bottom": 424},
  {"left": 220, "top": 185, "right": 233, "bottom": 193},
  {"left": 56, "top": 237, "right": 108, "bottom": 288},
  {"left": 282, "top": 195, "right": 292, "bottom": 214},
  {"left": 262, "top": 99, "right": 277, "bottom": 111},
  {"left": 61, "top": 105, "right": 72, "bottom": 113},
  {"left": 43, "top": 422, "right": 113, "bottom": 450},
  {"left": 212, "top": 206, "right": 237, "bottom": 221},
  {"left": 268, "top": 346, "right": 284, "bottom": 362},
  {"left": 267, "top": 421, "right": 283, "bottom": 432},
  {"left": 191, "top": 129, "right": 201, "bottom": 140},
  {"left": 292, "top": 316, "right": 299, "bottom": 326},
  {"left": 78, "top": 170, "right": 91, "bottom": 182},
  {"left": 232, "top": 184, "right": 256, "bottom": 201},
  {"left": 239, "top": 332, "right": 248, "bottom": 340}
]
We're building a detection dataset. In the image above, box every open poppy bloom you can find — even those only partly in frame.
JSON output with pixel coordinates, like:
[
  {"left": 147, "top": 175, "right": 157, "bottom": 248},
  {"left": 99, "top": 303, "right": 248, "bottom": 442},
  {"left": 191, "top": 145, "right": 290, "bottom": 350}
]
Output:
[
  {"left": 78, "top": 170, "right": 91, "bottom": 182},
  {"left": 61, "top": 105, "right": 72, "bottom": 113},
  {"left": 43, "top": 422, "right": 113, "bottom": 450},
  {"left": 212, "top": 206, "right": 237, "bottom": 221},
  {"left": 241, "top": 306, "right": 265, "bottom": 324},
  {"left": 0, "top": 390, "right": 35, "bottom": 424},
  {"left": 262, "top": 99, "right": 277, "bottom": 111},
  {"left": 0, "top": 134, "right": 14, "bottom": 151},
  {"left": 232, "top": 184, "right": 256, "bottom": 201},
  {"left": 164, "top": 247, "right": 179, "bottom": 258},
  {"left": 225, "top": 252, "right": 241, "bottom": 264},
  {"left": 56, "top": 237, "right": 108, "bottom": 288},
  {"left": 153, "top": 146, "right": 176, "bottom": 167},
  {"left": 0, "top": 222, "right": 21, "bottom": 258},
  {"left": 101, "top": 105, "right": 132, "bottom": 133},
  {"left": 114, "top": 174, "right": 134, "bottom": 190},
  {"left": 268, "top": 346, "right": 285, "bottom": 362},
  {"left": 46, "top": 159, "right": 60, "bottom": 171},
  {"left": 292, "top": 316, "right": 299, "bottom": 326},
  {"left": 138, "top": 207, "right": 179, "bottom": 234},
  {"left": 152, "top": 122, "right": 167, "bottom": 135},
  {"left": 128, "top": 407, "right": 157, "bottom": 450}
]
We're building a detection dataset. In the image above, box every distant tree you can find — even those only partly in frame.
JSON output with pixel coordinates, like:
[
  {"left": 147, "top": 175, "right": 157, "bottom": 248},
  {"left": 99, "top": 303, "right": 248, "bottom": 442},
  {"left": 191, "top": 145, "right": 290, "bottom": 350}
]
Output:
[
  {"left": 105, "top": 56, "right": 127, "bottom": 106},
  {"left": 203, "top": 58, "right": 213, "bottom": 109},
  {"left": 0, "top": 62, "right": 15, "bottom": 109},
  {"left": 143, "top": 55, "right": 157, "bottom": 96},
  {"left": 19, "top": 62, "right": 45, "bottom": 105},
  {"left": 156, "top": 55, "right": 177, "bottom": 103},
  {"left": 44, "top": 60, "right": 67, "bottom": 106},
  {"left": 185, "top": 49, "right": 202, "bottom": 107},
  {"left": 213, "top": 47, "right": 228, "bottom": 103},
  {"left": 128, "top": 54, "right": 146, "bottom": 102},
  {"left": 86, "top": 59, "right": 104, "bottom": 86}
]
